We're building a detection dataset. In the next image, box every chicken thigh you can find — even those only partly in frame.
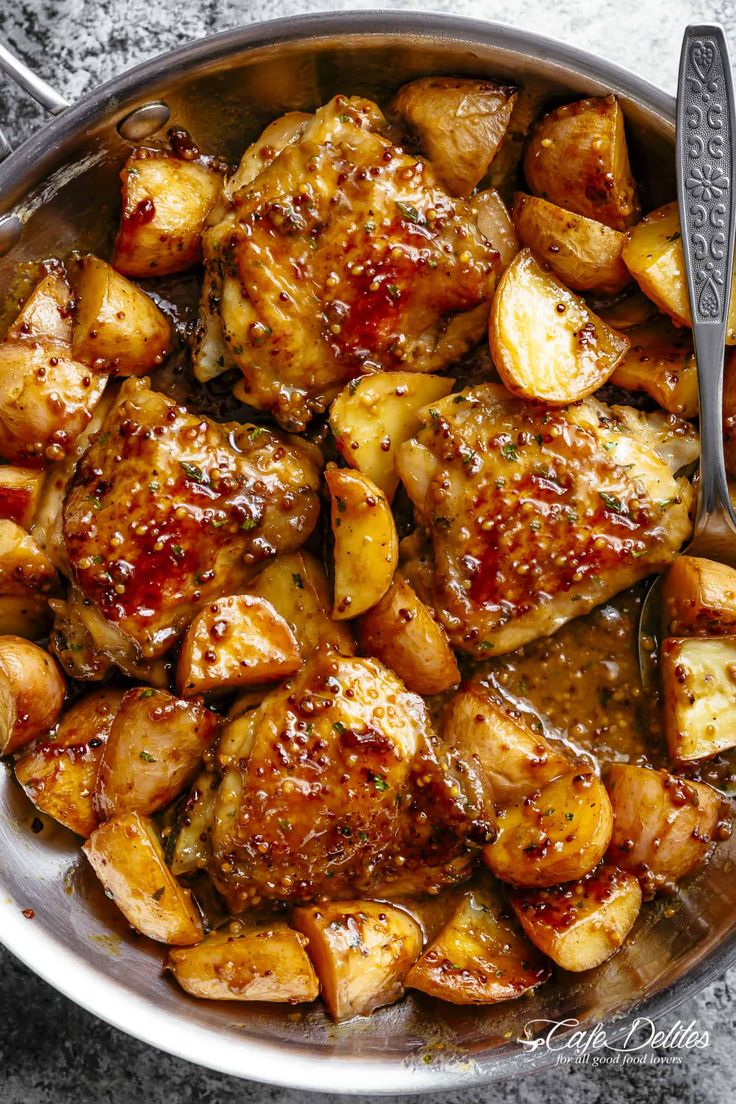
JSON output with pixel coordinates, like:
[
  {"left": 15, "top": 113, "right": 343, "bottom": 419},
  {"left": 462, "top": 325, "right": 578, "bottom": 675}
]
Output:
[{"left": 397, "top": 385, "right": 697, "bottom": 657}]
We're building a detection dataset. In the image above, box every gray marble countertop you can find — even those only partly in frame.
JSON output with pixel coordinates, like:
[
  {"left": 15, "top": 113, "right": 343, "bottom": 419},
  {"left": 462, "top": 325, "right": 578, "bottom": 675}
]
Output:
[{"left": 2, "top": 1, "right": 736, "bottom": 1101}]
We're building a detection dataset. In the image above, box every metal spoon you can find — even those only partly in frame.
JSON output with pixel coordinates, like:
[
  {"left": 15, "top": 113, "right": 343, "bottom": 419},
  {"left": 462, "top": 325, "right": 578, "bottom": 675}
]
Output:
[{"left": 638, "top": 24, "right": 736, "bottom": 682}]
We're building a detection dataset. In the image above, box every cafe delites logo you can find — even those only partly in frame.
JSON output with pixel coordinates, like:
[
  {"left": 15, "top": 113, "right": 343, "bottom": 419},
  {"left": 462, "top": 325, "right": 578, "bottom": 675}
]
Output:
[{"left": 518, "top": 1017, "right": 710, "bottom": 1066}]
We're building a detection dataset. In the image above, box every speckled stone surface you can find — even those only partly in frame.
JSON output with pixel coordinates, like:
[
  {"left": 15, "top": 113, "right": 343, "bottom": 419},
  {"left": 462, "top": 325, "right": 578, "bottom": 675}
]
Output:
[{"left": 1, "top": 1, "right": 736, "bottom": 1101}]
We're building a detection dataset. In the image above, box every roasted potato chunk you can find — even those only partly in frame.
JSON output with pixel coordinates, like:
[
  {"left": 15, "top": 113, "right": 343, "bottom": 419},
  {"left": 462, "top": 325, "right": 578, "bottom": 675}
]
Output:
[
  {"left": 470, "top": 188, "right": 520, "bottom": 273},
  {"left": 484, "top": 772, "right": 613, "bottom": 887},
  {"left": 605, "top": 764, "right": 726, "bottom": 895},
  {"left": 72, "top": 255, "right": 172, "bottom": 375},
  {"left": 0, "top": 595, "right": 53, "bottom": 638},
  {"left": 83, "top": 811, "right": 204, "bottom": 944},
  {"left": 169, "top": 769, "right": 219, "bottom": 876},
  {"left": 0, "top": 466, "right": 45, "bottom": 529},
  {"left": 329, "top": 372, "right": 454, "bottom": 499},
  {"left": 95, "top": 687, "right": 217, "bottom": 818},
  {"left": 595, "top": 287, "right": 658, "bottom": 330},
  {"left": 0, "top": 341, "right": 107, "bottom": 466},
  {"left": 510, "top": 864, "right": 642, "bottom": 972},
  {"left": 292, "top": 900, "right": 422, "bottom": 1021},
  {"left": 114, "top": 150, "right": 223, "bottom": 276},
  {"left": 0, "top": 519, "right": 60, "bottom": 599},
  {"left": 168, "top": 921, "right": 319, "bottom": 1003},
  {"left": 177, "top": 594, "right": 301, "bottom": 696},
  {"left": 4, "top": 269, "right": 73, "bottom": 346},
  {"left": 0, "top": 635, "right": 66, "bottom": 754},
  {"left": 524, "top": 94, "right": 640, "bottom": 230},
  {"left": 490, "top": 249, "right": 629, "bottom": 404},
  {"left": 513, "top": 192, "right": 629, "bottom": 295},
  {"left": 622, "top": 202, "right": 736, "bottom": 342},
  {"left": 406, "top": 888, "right": 549, "bottom": 1003},
  {"left": 357, "top": 575, "right": 459, "bottom": 695},
  {"left": 326, "top": 467, "right": 399, "bottom": 619},
  {"left": 610, "top": 315, "right": 698, "bottom": 417},
  {"left": 14, "top": 689, "right": 123, "bottom": 836},
  {"left": 661, "top": 556, "right": 736, "bottom": 636},
  {"left": 442, "top": 687, "right": 572, "bottom": 805},
  {"left": 661, "top": 636, "right": 736, "bottom": 762},
  {"left": 249, "top": 551, "right": 354, "bottom": 659},
  {"left": 391, "top": 77, "right": 516, "bottom": 197}
]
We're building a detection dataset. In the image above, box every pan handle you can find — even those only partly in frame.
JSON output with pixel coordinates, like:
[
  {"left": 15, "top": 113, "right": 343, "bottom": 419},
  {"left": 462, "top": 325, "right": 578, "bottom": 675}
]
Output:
[{"left": 0, "top": 40, "right": 70, "bottom": 160}]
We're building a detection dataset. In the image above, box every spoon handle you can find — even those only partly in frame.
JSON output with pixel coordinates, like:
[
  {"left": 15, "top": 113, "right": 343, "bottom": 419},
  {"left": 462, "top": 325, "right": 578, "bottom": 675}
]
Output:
[{"left": 677, "top": 25, "right": 736, "bottom": 536}]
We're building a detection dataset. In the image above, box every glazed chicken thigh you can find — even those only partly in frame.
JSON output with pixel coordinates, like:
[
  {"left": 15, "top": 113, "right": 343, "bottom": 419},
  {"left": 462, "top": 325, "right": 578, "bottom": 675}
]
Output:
[
  {"left": 203, "top": 95, "right": 496, "bottom": 430},
  {"left": 210, "top": 652, "right": 493, "bottom": 910},
  {"left": 62, "top": 378, "right": 321, "bottom": 662},
  {"left": 397, "top": 385, "right": 697, "bottom": 656}
]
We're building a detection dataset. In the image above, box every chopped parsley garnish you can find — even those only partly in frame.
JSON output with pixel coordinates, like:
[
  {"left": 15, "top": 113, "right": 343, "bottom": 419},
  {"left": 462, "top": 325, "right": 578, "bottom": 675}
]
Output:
[
  {"left": 599, "top": 492, "right": 626, "bottom": 514},
  {"left": 396, "top": 201, "right": 422, "bottom": 223},
  {"left": 179, "top": 461, "right": 207, "bottom": 484},
  {"left": 501, "top": 441, "right": 518, "bottom": 461},
  {"left": 139, "top": 751, "right": 157, "bottom": 762},
  {"left": 292, "top": 572, "right": 304, "bottom": 589}
]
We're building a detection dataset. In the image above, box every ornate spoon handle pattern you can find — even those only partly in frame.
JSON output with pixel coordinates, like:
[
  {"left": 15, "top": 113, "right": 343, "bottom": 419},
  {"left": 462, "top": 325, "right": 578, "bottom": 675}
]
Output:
[{"left": 677, "top": 24, "right": 736, "bottom": 536}]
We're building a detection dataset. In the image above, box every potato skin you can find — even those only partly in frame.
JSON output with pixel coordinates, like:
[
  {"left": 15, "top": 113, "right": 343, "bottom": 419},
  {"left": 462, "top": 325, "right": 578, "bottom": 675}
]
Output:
[
  {"left": 442, "top": 687, "right": 571, "bottom": 806},
  {"left": 326, "top": 467, "right": 399, "bottom": 619},
  {"left": 470, "top": 189, "right": 520, "bottom": 273},
  {"left": 95, "top": 686, "right": 217, "bottom": 818},
  {"left": 72, "top": 255, "right": 173, "bottom": 375},
  {"left": 83, "top": 811, "right": 204, "bottom": 944},
  {"left": 661, "top": 636, "right": 736, "bottom": 763},
  {"left": 0, "top": 635, "right": 66, "bottom": 754},
  {"left": 357, "top": 575, "right": 460, "bottom": 696},
  {"left": 176, "top": 593, "right": 302, "bottom": 696},
  {"left": 661, "top": 556, "right": 736, "bottom": 637},
  {"left": 391, "top": 77, "right": 516, "bottom": 197},
  {"left": 292, "top": 900, "right": 422, "bottom": 1021},
  {"left": 513, "top": 192, "right": 629, "bottom": 295},
  {"left": 484, "top": 772, "right": 613, "bottom": 887},
  {"left": 610, "top": 315, "right": 698, "bottom": 417},
  {"left": 406, "top": 888, "right": 549, "bottom": 1003},
  {"left": 0, "top": 466, "right": 45, "bottom": 529},
  {"left": 604, "top": 764, "right": 727, "bottom": 895},
  {"left": 490, "top": 249, "right": 629, "bottom": 404},
  {"left": 4, "top": 269, "right": 73, "bottom": 346},
  {"left": 524, "top": 94, "right": 640, "bottom": 230},
  {"left": 168, "top": 921, "right": 319, "bottom": 1003},
  {"left": 510, "top": 864, "right": 642, "bottom": 972},
  {"left": 114, "top": 150, "right": 223, "bottom": 276},
  {"left": 14, "top": 688, "right": 124, "bottom": 836}
]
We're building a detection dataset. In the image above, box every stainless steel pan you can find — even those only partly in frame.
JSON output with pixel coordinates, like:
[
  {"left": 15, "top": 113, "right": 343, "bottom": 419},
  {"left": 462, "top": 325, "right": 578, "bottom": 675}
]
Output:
[{"left": 0, "top": 11, "right": 733, "bottom": 1094}]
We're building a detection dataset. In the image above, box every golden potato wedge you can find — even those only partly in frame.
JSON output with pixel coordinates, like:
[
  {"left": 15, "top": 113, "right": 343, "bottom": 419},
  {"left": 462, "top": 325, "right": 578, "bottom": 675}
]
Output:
[
  {"left": 0, "top": 635, "right": 66, "bottom": 755},
  {"left": 0, "top": 466, "right": 45, "bottom": 529},
  {"left": 83, "top": 811, "right": 204, "bottom": 944},
  {"left": 622, "top": 202, "right": 736, "bottom": 342},
  {"left": 114, "top": 151, "right": 223, "bottom": 277},
  {"left": 168, "top": 768, "right": 219, "bottom": 877},
  {"left": 329, "top": 372, "right": 454, "bottom": 499},
  {"left": 292, "top": 900, "right": 422, "bottom": 1021},
  {"left": 391, "top": 77, "right": 516, "bottom": 197},
  {"left": 523, "top": 94, "right": 640, "bottom": 230},
  {"left": 661, "top": 556, "right": 736, "bottom": 638},
  {"left": 484, "top": 772, "right": 613, "bottom": 887},
  {"left": 609, "top": 315, "right": 698, "bottom": 417},
  {"left": 72, "top": 255, "right": 172, "bottom": 375},
  {"left": 605, "top": 764, "right": 726, "bottom": 895},
  {"left": 442, "top": 687, "right": 572, "bottom": 806},
  {"left": 490, "top": 249, "right": 629, "bottom": 404},
  {"left": 661, "top": 636, "right": 736, "bottom": 763},
  {"left": 510, "top": 864, "right": 642, "bottom": 972},
  {"left": 249, "top": 551, "right": 354, "bottom": 659},
  {"left": 0, "top": 594, "right": 53, "bottom": 639},
  {"left": 176, "top": 594, "right": 301, "bottom": 696},
  {"left": 595, "top": 287, "right": 658, "bottom": 330},
  {"left": 95, "top": 687, "right": 217, "bottom": 818},
  {"left": 357, "top": 575, "right": 459, "bottom": 695},
  {"left": 4, "top": 269, "right": 73, "bottom": 346},
  {"left": 14, "top": 688, "right": 124, "bottom": 836},
  {"left": 326, "top": 467, "right": 399, "bottom": 620},
  {"left": 470, "top": 188, "right": 520, "bottom": 273},
  {"left": 168, "top": 921, "right": 319, "bottom": 1003},
  {"left": 0, "top": 341, "right": 108, "bottom": 466},
  {"left": 406, "top": 888, "right": 549, "bottom": 1003},
  {"left": 513, "top": 192, "right": 629, "bottom": 295},
  {"left": 0, "top": 520, "right": 59, "bottom": 598}
]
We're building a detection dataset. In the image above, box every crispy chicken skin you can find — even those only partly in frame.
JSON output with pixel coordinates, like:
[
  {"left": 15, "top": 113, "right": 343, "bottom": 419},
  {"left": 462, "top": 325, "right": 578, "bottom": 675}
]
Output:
[
  {"left": 205, "top": 95, "right": 496, "bottom": 430},
  {"left": 397, "top": 385, "right": 697, "bottom": 657},
  {"left": 210, "top": 652, "right": 493, "bottom": 909},
  {"left": 63, "top": 378, "right": 321, "bottom": 660}
]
